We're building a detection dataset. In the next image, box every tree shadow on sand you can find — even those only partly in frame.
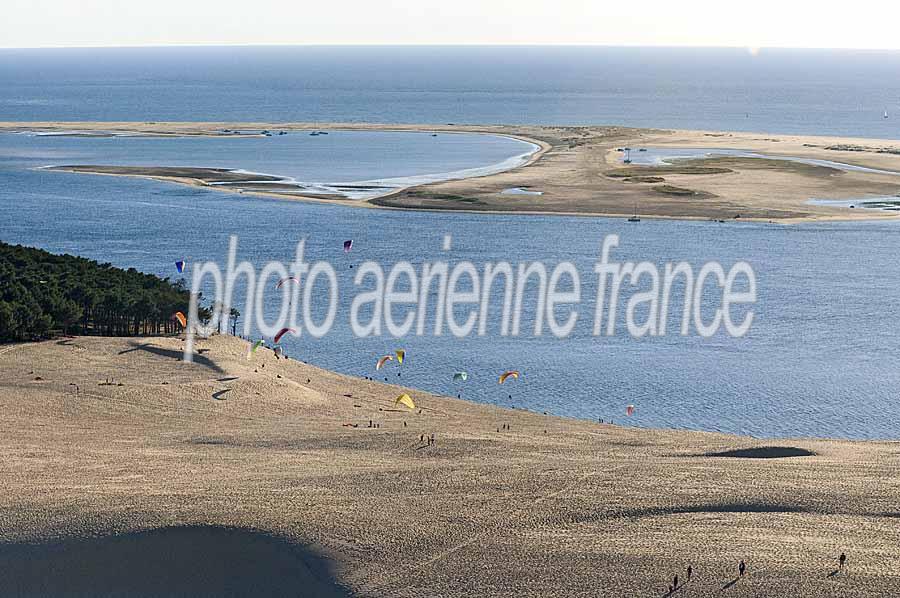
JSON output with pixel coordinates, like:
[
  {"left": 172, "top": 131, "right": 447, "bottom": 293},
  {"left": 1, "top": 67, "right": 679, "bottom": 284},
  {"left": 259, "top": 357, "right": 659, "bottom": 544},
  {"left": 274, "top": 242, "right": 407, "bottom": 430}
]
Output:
[
  {"left": 0, "top": 525, "right": 351, "bottom": 597},
  {"left": 118, "top": 341, "right": 224, "bottom": 374}
]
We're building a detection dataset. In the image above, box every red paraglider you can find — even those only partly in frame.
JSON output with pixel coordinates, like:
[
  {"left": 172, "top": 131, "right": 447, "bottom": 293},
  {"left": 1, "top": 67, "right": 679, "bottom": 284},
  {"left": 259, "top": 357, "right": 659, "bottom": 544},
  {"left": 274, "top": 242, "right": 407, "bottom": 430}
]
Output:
[{"left": 274, "top": 327, "right": 296, "bottom": 344}]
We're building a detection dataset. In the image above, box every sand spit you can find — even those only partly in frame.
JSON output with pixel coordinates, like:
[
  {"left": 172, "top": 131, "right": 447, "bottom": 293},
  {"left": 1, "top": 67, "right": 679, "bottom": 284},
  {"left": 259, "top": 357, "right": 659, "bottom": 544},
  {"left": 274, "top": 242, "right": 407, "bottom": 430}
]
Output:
[
  {"left": 0, "top": 335, "right": 898, "bottom": 596},
  {"left": 5, "top": 121, "right": 900, "bottom": 222}
]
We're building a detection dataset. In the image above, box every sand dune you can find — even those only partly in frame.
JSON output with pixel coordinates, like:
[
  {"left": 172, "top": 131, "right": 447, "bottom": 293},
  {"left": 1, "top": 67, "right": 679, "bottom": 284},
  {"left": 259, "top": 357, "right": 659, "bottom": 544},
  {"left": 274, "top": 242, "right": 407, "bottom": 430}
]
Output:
[{"left": 0, "top": 335, "right": 898, "bottom": 596}]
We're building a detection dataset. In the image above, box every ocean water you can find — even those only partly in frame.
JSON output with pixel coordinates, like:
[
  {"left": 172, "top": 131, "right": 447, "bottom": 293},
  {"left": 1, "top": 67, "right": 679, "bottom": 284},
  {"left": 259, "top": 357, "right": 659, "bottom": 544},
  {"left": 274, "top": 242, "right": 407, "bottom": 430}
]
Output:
[
  {"left": 3, "top": 130, "right": 536, "bottom": 198},
  {"left": 2, "top": 46, "right": 900, "bottom": 138},
  {"left": 2, "top": 132, "right": 900, "bottom": 440}
]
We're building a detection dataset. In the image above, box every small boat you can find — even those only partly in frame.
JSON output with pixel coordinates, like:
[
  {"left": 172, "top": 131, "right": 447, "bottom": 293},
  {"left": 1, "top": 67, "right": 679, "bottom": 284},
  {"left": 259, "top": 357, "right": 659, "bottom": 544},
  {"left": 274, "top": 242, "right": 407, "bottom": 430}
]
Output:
[
  {"left": 309, "top": 131, "right": 320, "bottom": 136},
  {"left": 884, "top": 110, "right": 889, "bottom": 119},
  {"left": 627, "top": 202, "right": 640, "bottom": 222}
]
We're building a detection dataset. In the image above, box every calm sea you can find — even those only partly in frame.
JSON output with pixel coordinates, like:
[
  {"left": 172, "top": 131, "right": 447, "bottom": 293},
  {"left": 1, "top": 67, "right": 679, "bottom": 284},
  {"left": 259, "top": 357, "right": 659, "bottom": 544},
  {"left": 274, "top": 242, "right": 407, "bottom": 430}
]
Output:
[{"left": 2, "top": 46, "right": 900, "bottom": 138}]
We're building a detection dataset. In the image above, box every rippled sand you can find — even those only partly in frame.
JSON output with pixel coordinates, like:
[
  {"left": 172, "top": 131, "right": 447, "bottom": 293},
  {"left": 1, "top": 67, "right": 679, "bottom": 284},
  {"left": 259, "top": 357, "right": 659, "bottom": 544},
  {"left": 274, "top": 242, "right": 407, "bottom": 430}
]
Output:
[{"left": 1, "top": 335, "right": 898, "bottom": 596}]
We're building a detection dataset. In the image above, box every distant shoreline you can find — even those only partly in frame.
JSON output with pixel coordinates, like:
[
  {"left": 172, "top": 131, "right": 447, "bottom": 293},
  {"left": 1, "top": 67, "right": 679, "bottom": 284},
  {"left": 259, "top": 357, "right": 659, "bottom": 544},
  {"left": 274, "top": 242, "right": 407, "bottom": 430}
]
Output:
[{"left": 5, "top": 121, "right": 900, "bottom": 222}]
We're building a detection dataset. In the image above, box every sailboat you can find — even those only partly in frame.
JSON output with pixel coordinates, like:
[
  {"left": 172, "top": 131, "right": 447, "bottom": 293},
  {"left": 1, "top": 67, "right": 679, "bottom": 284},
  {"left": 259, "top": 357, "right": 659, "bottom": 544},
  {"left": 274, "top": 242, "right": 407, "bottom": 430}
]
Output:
[
  {"left": 627, "top": 201, "right": 640, "bottom": 222},
  {"left": 884, "top": 109, "right": 889, "bottom": 120}
]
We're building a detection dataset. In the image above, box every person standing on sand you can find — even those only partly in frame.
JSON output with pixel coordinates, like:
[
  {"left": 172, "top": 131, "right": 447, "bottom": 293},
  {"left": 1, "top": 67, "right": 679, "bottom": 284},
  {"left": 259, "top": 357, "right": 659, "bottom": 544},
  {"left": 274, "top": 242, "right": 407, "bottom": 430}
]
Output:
[
  {"left": 673, "top": 573, "right": 678, "bottom": 589},
  {"left": 739, "top": 560, "right": 746, "bottom": 577},
  {"left": 839, "top": 552, "right": 846, "bottom": 571},
  {"left": 686, "top": 565, "right": 692, "bottom": 581}
]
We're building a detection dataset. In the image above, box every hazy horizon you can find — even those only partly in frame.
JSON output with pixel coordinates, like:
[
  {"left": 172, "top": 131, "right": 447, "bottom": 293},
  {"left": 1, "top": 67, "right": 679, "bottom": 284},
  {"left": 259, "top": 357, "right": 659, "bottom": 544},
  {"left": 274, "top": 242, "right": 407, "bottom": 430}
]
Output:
[
  {"left": 5, "top": 43, "right": 900, "bottom": 52},
  {"left": 5, "top": 0, "right": 899, "bottom": 50}
]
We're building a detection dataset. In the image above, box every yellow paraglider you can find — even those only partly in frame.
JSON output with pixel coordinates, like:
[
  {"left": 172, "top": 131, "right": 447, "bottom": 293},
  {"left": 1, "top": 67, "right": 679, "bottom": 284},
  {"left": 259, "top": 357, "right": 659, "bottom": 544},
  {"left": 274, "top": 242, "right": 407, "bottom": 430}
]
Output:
[
  {"left": 394, "top": 393, "right": 416, "bottom": 410},
  {"left": 376, "top": 355, "right": 394, "bottom": 370},
  {"left": 498, "top": 370, "right": 519, "bottom": 384},
  {"left": 395, "top": 349, "right": 405, "bottom": 364}
]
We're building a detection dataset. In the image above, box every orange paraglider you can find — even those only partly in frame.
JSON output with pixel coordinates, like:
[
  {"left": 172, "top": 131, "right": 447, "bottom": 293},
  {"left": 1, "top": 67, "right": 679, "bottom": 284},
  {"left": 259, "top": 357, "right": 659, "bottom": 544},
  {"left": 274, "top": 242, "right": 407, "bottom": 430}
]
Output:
[{"left": 498, "top": 371, "right": 519, "bottom": 384}]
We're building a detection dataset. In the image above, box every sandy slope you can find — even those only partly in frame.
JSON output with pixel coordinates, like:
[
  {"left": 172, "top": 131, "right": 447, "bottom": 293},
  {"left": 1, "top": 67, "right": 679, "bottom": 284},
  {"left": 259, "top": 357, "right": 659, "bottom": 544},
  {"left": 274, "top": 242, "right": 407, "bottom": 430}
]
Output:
[
  {"left": 0, "top": 335, "right": 898, "bottom": 596},
  {"left": 4, "top": 121, "right": 900, "bottom": 222}
]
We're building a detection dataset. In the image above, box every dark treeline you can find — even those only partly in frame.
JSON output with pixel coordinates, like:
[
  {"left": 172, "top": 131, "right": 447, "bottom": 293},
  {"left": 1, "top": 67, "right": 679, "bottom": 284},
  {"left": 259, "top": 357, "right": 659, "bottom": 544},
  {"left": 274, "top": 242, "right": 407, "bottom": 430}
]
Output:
[{"left": 0, "top": 241, "right": 208, "bottom": 342}]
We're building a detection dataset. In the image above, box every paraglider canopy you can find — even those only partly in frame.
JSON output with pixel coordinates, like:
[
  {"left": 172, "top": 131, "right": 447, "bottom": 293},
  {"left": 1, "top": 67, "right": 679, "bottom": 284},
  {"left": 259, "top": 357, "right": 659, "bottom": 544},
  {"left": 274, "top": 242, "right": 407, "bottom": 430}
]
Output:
[
  {"left": 274, "top": 327, "right": 296, "bottom": 344},
  {"left": 275, "top": 276, "right": 300, "bottom": 289},
  {"left": 172, "top": 311, "right": 187, "bottom": 328},
  {"left": 626, "top": 405, "right": 635, "bottom": 417},
  {"left": 394, "top": 393, "right": 416, "bottom": 410},
  {"left": 343, "top": 240, "right": 353, "bottom": 253},
  {"left": 376, "top": 355, "right": 394, "bottom": 370},
  {"left": 453, "top": 372, "right": 468, "bottom": 382},
  {"left": 175, "top": 260, "right": 187, "bottom": 274},
  {"left": 246, "top": 339, "right": 265, "bottom": 359},
  {"left": 498, "top": 371, "right": 519, "bottom": 384},
  {"left": 395, "top": 349, "right": 405, "bottom": 364}
]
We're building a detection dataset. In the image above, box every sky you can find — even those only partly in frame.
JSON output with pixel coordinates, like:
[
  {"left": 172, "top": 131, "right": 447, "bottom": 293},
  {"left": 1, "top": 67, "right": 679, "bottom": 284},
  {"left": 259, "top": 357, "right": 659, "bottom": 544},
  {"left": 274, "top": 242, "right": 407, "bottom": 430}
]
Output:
[{"left": 3, "top": 0, "right": 899, "bottom": 50}]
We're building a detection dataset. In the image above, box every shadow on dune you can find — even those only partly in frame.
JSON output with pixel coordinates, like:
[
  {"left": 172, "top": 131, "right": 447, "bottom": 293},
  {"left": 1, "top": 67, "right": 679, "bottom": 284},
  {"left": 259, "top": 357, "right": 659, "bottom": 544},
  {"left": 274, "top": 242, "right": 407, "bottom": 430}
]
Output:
[
  {"left": 566, "top": 502, "right": 808, "bottom": 526},
  {"left": 702, "top": 446, "right": 816, "bottom": 459},
  {"left": 0, "top": 525, "right": 351, "bottom": 598},
  {"left": 118, "top": 341, "right": 224, "bottom": 374},
  {"left": 212, "top": 389, "right": 232, "bottom": 401}
]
